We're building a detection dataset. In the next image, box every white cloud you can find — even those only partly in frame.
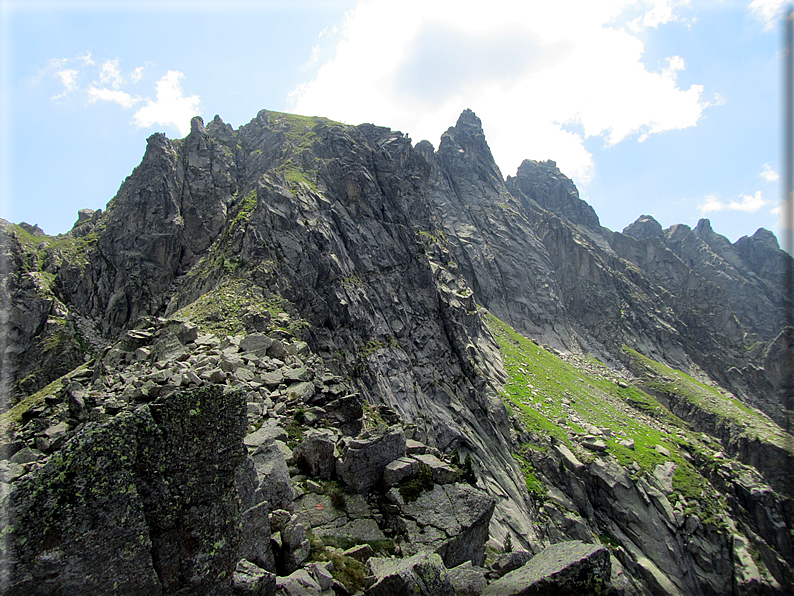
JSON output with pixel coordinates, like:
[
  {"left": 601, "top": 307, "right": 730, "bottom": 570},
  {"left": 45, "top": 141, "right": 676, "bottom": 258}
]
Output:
[
  {"left": 760, "top": 163, "right": 779, "bottom": 182},
  {"left": 749, "top": 0, "right": 786, "bottom": 31},
  {"left": 39, "top": 54, "right": 201, "bottom": 136},
  {"left": 627, "top": 0, "right": 691, "bottom": 32},
  {"left": 131, "top": 66, "right": 145, "bottom": 84},
  {"left": 289, "top": 0, "right": 708, "bottom": 183},
  {"left": 88, "top": 86, "right": 140, "bottom": 109},
  {"left": 697, "top": 190, "right": 769, "bottom": 214},
  {"left": 51, "top": 69, "right": 79, "bottom": 99},
  {"left": 98, "top": 59, "right": 124, "bottom": 89},
  {"left": 698, "top": 194, "right": 727, "bottom": 213},
  {"left": 133, "top": 71, "right": 201, "bottom": 136},
  {"left": 36, "top": 52, "right": 94, "bottom": 99}
]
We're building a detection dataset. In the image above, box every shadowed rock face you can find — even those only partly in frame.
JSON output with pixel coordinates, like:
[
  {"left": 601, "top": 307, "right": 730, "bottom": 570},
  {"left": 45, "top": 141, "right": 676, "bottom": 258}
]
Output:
[{"left": 2, "top": 385, "right": 247, "bottom": 595}]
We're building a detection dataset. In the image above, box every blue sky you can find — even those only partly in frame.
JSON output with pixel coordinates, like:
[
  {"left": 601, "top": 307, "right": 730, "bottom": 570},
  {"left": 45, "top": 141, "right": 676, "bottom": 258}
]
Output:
[{"left": 0, "top": 0, "right": 788, "bottom": 243}]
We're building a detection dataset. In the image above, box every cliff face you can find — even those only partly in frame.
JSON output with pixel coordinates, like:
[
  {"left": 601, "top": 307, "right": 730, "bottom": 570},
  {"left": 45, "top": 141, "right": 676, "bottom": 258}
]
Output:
[{"left": 2, "top": 108, "right": 792, "bottom": 595}]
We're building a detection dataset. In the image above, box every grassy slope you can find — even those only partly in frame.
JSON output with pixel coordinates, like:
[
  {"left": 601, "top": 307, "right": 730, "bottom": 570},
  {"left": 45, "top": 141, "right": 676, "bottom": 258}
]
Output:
[
  {"left": 485, "top": 312, "right": 730, "bottom": 523},
  {"left": 624, "top": 347, "right": 792, "bottom": 451}
]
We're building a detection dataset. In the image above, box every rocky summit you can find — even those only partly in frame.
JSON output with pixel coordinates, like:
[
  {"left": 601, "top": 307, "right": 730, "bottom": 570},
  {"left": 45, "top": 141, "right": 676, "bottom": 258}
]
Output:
[{"left": 0, "top": 108, "right": 792, "bottom": 595}]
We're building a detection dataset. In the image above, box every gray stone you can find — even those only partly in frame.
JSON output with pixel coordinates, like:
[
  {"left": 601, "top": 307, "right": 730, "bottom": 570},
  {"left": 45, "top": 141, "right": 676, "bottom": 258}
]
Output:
[
  {"left": 482, "top": 541, "right": 611, "bottom": 596},
  {"left": 384, "top": 456, "right": 419, "bottom": 487},
  {"left": 235, "top": 367, "right": 256, "bottom": 383},
  {"left": 366, "top": 552, "right": 455, "bottom": 596},
  {"left": 260, "top": 370, "right": 284, "bottom": 388},
  {"left": 167, "top": 320, "right": 199, "bottom": 345},
  {"left": 245, "top": 425, "right": 287, "bottom": 449},
  {"left": 490, "top": 551, "right": 533, "bottom": 578},
  {"left": 303, "top": 406, "right": 325, "bottom": 425},
  {"left": 277, "top": 517, "right": 310, "bottom": 575},
  {"left": 581, "top": 435, "right": 607, "bottom": 452},
  {"left": 324, "top": 394, "right": 363, "bottom": 436},
  {"left": 286, "top": 381, "right": 314, "bottom": 401},
  {"left": 294, "top": 431, "right": 336, "bottom": 479},
  {"left": 269, "top": 509, "right": 292, "bottom": 534},
  {"left": 343, "top": 543, "right": 374, "bottom": 562},
  {"left": 42, "top": 422, "right": 69, "bottom": 451},
  {"left": 284, "top": 367, "right": 311, "bottom": 382},
  {"left": 207, "top": 368, "right": 227, "bottom": 384},
  {"left": 336, "top": 426, "right": 406, "bottom": 493},
  {"left": 9, "top": 447, "right": 39, "bottom": 465},
  {"left": 653, "top": 461, "right": 677, "bottom": 495},
  {"left": 240, "top": 333, "right": 273, "bottom": 356},
  {"left": 447, "top": 561, "right": 487, "bottom": 596},
  {"left": 394, "top": 483, "right": 495, "bottom": 568},
  {"left": 251, "top": 440, "right": 295, "bottom": 512},
  {"left": 294, "top": 491, "right": 387, "bottom": 545},
  {"left": 310, "top": 561, "right": 335, "bottom": 590},
  {"left": 275, "top": 568, "right": 322, "bottom": 596},
  {"left": 134, "top": 346, "right": 151, "bottom": 361},
  {"left": 240, "top": 501, "right": 276, "bottom": 572},
  {"left": 267, "top": 340, "right": 288, "bottom": 361},
  {"left": 151, "top": 329, "right": 186, "bottom": 361},
  {"left": 232, "top": 559, "right": 276, "bottom": 596},
  {"left": 412, "top": 453, "right": 458, "bottom": 484},
  {"left": 406, "top": 439, "right": 427, "bottom": 455},
  {"left": 555, "top": 444, "right": 584, "bottom": 472}
]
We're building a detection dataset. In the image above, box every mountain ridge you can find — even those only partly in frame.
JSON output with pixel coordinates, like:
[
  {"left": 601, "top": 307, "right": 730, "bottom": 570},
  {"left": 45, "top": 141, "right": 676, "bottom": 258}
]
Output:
[{"left": 1, "top": 107, "right": 792, "bottom": 595}]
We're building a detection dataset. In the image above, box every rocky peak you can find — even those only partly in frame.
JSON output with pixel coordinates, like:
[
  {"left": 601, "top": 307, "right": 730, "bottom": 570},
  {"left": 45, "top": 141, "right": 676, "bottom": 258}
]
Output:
[
  {"left": 437, "top": 109, "right": 504, "bottom": 188},
  {"left": 622, "top": 214, "right": 663, "bottom": 241},
  {"left": 506, "top": 159, "right": 600, "bottom": 231},
  {"left": 17, "top": 222, "right": 45, "bottom": 237},
  {"left": 735, "top": 228, "right": 785, "bottom": 282},
  {"left": 206, "top": 114, "right": 237, "bottom": 145},
  {"left": 189, "top": 114, "right": 207, "bottom": 136},
  {"left": 693, "top": 218, "right": 736, "bottom": 256}
]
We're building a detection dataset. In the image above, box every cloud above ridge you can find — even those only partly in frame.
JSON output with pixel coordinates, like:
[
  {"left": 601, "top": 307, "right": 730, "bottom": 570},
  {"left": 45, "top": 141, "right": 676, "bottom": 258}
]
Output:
[
  {"left": 37, "top": 56, "right": 201, "bottom": 136},
  {"left": 290, "top": 0, "right": 710, "bottom": 183},
  {"left": 698, "top": 191, "right": 769, "bottom": 214}
]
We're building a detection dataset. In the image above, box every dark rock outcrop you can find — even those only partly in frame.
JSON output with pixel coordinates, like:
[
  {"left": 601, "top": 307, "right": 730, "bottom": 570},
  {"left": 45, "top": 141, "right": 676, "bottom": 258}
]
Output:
[{"left": 1, "top": 385, "right": 247, "bottom": 595}]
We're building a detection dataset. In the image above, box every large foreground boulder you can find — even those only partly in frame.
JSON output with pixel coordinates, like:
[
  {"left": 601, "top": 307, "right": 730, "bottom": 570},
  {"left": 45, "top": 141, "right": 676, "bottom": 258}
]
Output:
[
  {"left": 482, "top": 541, "right": 610, "bottom": 596},
  {"left": 1, "top": 385, "right": 247, "bottom": 596},
  {"left": 232, "top": 559, "right": 276, "bottom": 596},
  {"left": 366, "top": 552, "right": 456, "bottom": 596}
]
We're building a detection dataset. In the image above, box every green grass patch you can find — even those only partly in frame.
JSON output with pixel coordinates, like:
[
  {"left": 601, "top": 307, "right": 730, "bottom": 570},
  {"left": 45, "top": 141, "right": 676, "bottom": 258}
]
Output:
[
  {"left": 173, "top": 278, "right": 299, "bottom": 336},
  {"left": 0, "top": 363, "right": 91, "bottom": 434},
  {"left": 485, "top": 312, "right": 731, "bottom": 524},
  {"left": 398, "top": 462, "right": 434, "bottom": 502},
  {"left": 624, "top": 347, "right": 792, "bottom": 452},
  {"left": 485, "top": 313, "right": 685, "bottom": 451},
  {"left": 512, "top": 451, "right": 546, "bottom": 498}
]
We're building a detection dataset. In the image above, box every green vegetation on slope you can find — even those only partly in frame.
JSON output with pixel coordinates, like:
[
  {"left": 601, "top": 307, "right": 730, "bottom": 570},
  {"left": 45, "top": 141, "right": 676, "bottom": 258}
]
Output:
[
  {"left": 624, "top": 347, "right": 792, "bottom": 450},
  {"left": 485, "top": 313, "right": 729, "bottom": 526},
  {"left": 174, "top": 278, "right": 301, "bottom": 336}
]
